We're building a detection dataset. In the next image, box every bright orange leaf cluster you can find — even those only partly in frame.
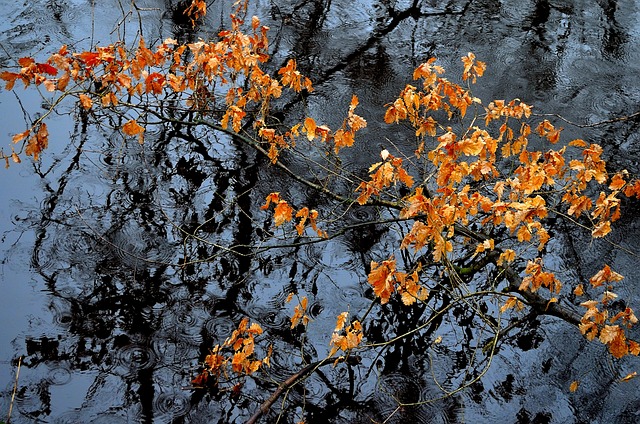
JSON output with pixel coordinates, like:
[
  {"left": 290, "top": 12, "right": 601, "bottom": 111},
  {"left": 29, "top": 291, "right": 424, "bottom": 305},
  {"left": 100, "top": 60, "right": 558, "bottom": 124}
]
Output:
[
  {"left": 355, "top": 149, "right": 414, "bottom": 205},
  {"left": 574, "top": 265, "right": 639, "bottom": 358},
  {"left": 183, "top": 0, "right": 207, "bottom": 27},
  {"left": 260, "top": 193, "right": 327, "bottom": 237},
  {"left": 192, "top": 317, "right": 271, "bottom": 388},
  {"left": 287, "top": 293, "right": 311, "bottom": 328},
  {"left": 329, "top": 312, "right": 363, "bottom": 357},
  {"left": 260, "top": 93, "right": 366, "bottom": 163},
  {"left": 367, "top": 258, "right": 428, "bottom": 305}
]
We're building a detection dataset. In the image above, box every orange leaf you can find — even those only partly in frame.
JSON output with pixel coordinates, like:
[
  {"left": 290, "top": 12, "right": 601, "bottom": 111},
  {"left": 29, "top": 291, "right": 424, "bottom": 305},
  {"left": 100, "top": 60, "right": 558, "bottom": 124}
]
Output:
[
  {"left": 25, "top": 123, "right": 49, "bottom": 160},
  {"left": 18, "top": 57, "right": 35, "bottom": 68},
  {"left": 569, "top": 380, "right": 579, "bottom": 393},
  {"left": 57, "top": 72, "right": 70, "bottom": 91},
  {"left": 122, "top": 119, "right": 145, "bottom": 136},
  {"left": 273, "top": 200, "right": 293, "bottom": 226},
  {"left": 368, "top": 259, "right": 396, "bottom": 304},
  {"left": 304, "top": 117, "right": 316, "bottom": 141},
  {"left": 0, "top": 71, "right": 22, "bottom": 90},
  {"left": 609, "top": 332, "right": 629, "bottom": 358},
  {"left": 599, "top": 324, "right": 620, "bottom": 344},
  {"left": 497, "top": 249, "right": 516, "bottom": 266},
  {"left": 591, "top": 221, "right": 611, "bottom": 238},
  {"left": 260, "top": 192, "right": 280, "bottom": 210},
  {"left": 589, "top": 264, "right": 623, "bottom": 287},
  {"left": 37, "top": 63, "right": 58, "bottom": 76},
  {"left": 334, "top": 312, "right": 349, "bottom": 332},
  {"left": 609, "top": 172, "right": 627, "bottom": 190},
  {"left": 79, "top": 93, "right": 93, "bottom": 110},
  {"left": 75, "top": 51, "right": 101, "bottom": 67},
  {"left": 12, "top": 130, "right": 30, "bottom": 143}
]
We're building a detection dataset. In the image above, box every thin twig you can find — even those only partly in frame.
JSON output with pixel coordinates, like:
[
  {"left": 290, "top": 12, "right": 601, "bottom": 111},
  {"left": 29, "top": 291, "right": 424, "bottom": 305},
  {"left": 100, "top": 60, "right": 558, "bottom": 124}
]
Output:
[
  {"left": 534, "top": 111, "right": 640, "bottom": 128},
  {"left": 7, "top": 356, "right": 22, "bottom": 424}
]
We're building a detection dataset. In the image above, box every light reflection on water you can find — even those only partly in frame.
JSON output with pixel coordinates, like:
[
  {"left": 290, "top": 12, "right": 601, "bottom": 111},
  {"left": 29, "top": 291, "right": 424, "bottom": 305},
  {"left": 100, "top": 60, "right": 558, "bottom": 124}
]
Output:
[{"left": 0, "top": 0, "right": 639, "bottom": 422}]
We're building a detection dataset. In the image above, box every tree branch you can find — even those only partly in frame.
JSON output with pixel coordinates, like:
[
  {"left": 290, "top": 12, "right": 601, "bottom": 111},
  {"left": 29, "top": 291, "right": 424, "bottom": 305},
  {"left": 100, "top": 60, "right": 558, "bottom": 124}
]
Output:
[{"left": 246, "top": 355, "right": 357, "bottom": 424}]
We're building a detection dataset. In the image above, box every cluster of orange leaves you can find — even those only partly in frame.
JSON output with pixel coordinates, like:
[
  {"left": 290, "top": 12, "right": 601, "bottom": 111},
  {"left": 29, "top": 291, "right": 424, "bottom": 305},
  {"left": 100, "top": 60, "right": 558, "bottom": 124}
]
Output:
[
  {"left": 287, "top": 293, "right": 311, "bottom": 328},
  {"left": 329, "top": 312, "right": 363, "bottom": 357},
  {"left": 574, "top": 265, "right": 639, "bottom": 358},
  {"left": 183, "top": 0, "right": 207, "bottom": 27},
  {"left": 341, "top": 52, "right": 640, "bottom": 360},
  {"left": 355, "top": 149, "right": 414, "bottom": 205},
  {"left": 4, "top": 2, "right": 640, "bottom": 375},
  {"left": 192, "top": 317, "right": 271, "bottom": 388},
  {"left": 260, "top": 192, "right": 327, "bottom": 238},
  {"left": 251, "top": 51, "right": 640, "bottom": 362},
  {"left": 258, "top": 93, "right": 367, "bottom": 164},
  {"left": 284, "top": 295, "right": 365, "bottom": 359},
  {"left": 0, "top": 5, "right": 284, "bottom": 163},
  {"left": 367, "top": 258, "right": 428, "bottom": 305}
]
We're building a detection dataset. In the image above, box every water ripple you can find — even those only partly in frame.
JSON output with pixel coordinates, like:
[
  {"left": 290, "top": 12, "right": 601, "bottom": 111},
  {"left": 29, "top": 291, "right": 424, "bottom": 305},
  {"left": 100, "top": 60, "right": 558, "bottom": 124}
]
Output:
[
  {"left": 112, "top": 344, "right": 157, "bottom": 377},
  {"left": 153, "top": 390, "right": 192, "bottom": 423}
]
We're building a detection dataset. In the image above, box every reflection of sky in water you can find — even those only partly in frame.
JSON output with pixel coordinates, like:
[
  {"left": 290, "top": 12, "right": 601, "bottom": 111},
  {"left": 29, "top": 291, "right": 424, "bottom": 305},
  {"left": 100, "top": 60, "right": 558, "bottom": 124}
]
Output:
[{"left": 0, "top": 0, "right": 639, "bottom": 422}]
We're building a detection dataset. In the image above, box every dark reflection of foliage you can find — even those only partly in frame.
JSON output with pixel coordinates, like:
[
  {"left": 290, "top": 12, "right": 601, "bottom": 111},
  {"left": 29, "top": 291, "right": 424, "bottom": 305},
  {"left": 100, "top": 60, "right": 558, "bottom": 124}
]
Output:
[{"left": 597, "top": 0, "right": 628, "bottom": 60}]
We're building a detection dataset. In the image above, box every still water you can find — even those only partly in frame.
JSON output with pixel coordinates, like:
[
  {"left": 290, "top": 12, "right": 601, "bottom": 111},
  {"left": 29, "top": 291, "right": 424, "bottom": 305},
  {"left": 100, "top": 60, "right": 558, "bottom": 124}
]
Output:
[{"left": 1, "top": 0, "right": 639, "bottom": 422}]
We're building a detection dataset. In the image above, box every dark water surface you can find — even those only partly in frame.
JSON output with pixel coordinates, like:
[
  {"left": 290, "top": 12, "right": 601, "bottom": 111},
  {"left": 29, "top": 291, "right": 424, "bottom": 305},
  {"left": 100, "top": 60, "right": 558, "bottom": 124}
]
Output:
[{"left": 1, "top": 0, "right": 639, "bottom": 423}]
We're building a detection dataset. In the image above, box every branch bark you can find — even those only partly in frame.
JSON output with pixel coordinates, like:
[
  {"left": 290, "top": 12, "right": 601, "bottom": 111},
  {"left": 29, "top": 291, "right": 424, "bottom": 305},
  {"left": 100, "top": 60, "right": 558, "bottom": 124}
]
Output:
[{"left": 246, "top": 356, "right": 357, "bottom": 424}]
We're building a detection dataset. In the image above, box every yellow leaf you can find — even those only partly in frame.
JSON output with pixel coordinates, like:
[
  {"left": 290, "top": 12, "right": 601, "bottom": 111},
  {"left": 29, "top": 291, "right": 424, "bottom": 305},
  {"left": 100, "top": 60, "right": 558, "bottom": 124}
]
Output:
[{"left": 620, "top": 371, "right": 637, "bottom": 382}]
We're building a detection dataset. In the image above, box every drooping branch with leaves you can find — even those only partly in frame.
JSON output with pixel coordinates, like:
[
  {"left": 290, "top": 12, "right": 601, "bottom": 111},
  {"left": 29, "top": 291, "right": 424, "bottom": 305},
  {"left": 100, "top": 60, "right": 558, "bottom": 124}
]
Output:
[{"left": 2, "top": 0, "right": 640, "bottom": 421}]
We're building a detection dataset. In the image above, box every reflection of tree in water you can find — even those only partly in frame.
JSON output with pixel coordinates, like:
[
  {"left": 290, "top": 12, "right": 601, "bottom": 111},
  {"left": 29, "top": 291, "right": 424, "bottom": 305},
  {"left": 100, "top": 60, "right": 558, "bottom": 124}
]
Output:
[{"left": 4, "top": 1, "right": 640, "bottom": 423}]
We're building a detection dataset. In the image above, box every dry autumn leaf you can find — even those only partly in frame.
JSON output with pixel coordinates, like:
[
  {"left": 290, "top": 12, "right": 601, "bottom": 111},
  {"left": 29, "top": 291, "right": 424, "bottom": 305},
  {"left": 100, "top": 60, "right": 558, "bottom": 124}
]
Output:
[
  {"left": 79, "top": 93, "right": 93, "bottom": 110},
  {"left": 122, "top": 119, "right": 145, "bottom": 136}
]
